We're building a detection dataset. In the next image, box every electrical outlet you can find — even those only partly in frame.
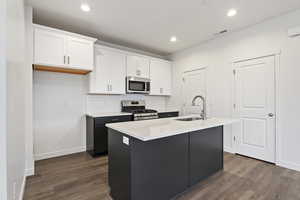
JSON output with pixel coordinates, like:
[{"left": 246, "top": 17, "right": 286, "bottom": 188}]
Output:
[{"left": 123, "top": 136, "right": 129, "bottom": 146}]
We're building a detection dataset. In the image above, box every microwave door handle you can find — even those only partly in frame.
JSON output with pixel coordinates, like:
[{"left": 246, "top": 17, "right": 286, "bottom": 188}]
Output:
[{"left": 146, "top": 82, "right": 150, "bottom": 92}]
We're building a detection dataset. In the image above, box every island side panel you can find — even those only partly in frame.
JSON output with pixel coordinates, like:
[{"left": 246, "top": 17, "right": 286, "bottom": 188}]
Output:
[
  {"left": 131, "top": 134, "right": 189, "bottom": 200},
  {"left": 108, "top": 129, "right": 131, "bottom": 200},
  {"left": 189, "top": 126, "right": 224, "bottom": 186}
]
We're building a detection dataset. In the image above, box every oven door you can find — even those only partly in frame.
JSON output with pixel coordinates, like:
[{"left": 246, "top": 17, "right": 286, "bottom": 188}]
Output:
[{"left": 126, "top": 76, "right": 150, "bottom": 94}]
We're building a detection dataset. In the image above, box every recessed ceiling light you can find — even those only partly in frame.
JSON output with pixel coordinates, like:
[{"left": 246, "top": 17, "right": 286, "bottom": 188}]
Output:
[
  {"left": 81, "top": 3, "right": 91, "bottom": 12},
  {"left": 227, "top": 9, "right": 237, "bottom": 17},
  {"left": 170, "top": 36, "right": 177, "bottom": 42}
]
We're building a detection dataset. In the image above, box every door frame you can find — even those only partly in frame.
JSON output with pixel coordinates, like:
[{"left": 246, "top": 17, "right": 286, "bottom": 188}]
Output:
[
  {"left": 181, "top": 67, "right": 209, "bottom": 115},
  {"left": 231, "top": 53, "right": 281, "bottom": 165}
]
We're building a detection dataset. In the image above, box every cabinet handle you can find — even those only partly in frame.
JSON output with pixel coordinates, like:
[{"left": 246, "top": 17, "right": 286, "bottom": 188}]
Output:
[
  {"left": 110, "top": 85, "right": 112, "bottom": 91},
  {"left": 107, "top": 84, "right": 110, "bottom": 91},
  {"left": 64, "top": 56, "right": 66, "bottom": 64},
  {"left": 68, "top": 56, "right": 70, "bottom": 64},
  {"left": 268, "top": 113, "right": 274, "bottom": 117}
]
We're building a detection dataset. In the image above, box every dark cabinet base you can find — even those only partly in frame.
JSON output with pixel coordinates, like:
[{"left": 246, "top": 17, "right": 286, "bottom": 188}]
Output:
[
  {"left": 189, "top": 127, "right": 223, "bottom": 185},
  {"left": 87, "top": 112, "right": 178, "bottom": 158},
  {"left": 86, "top": 115, "right": 132, "bottom": 157},
  {"left": 158, "top": 111, "right": 179, "bottom": 118},
  {"left": 108, "top": 126, "right": 223, "bottom": 200}
]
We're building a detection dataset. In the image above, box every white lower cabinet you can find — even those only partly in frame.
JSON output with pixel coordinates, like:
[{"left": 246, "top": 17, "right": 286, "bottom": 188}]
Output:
[
  {"left": 150, "top": 59, "right": 172, "bottom": 96},
  {"left": 89, "top": 46, "right": 126, "bottom": 94}
]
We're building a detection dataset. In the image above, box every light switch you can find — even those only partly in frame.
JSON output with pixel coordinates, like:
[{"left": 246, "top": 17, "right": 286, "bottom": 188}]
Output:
[{"left": 123, "top": 136, "right": 129, "bottom": 146}]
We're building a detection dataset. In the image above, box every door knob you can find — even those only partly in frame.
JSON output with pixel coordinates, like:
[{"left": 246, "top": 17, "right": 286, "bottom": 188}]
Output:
[{"left": 268, "top": 113, "right": 274, "bottom": 117}]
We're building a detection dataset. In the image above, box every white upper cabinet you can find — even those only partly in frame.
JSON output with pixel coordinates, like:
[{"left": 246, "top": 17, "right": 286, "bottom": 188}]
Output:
[
  {"left": 89, "top": 46, "right": 126, "bottom": 94},
  {"left": 150, "top": 59, "right": 172, "bottom": 96},
  {"left": 66, "top": 37, "right": 94, "bottom": 70},
  {"left": 34, "top": 28, "right": 66, "bottom": 67},
  {"left": 126, "top": 55, "right": 150, "bottom": 78},
  {"left": 34, "top": 25, "right": 97, "bottom": 73}
]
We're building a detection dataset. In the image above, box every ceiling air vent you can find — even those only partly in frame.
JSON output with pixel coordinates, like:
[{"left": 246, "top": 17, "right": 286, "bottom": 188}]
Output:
[
  {"left": 288, "top": 27, "right": 300, "bottom": 38},
  {"left": 214, "top": 29, "right": 228, "bottom": 36}
]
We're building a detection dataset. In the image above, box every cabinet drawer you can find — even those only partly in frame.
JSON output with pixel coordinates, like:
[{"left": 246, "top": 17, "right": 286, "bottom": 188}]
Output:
[
  {"left": 95, "top": 115, "right": 132, "bottom": 127},
  {"left": 158, "top": 112, "right": 179, "bottom": 119}
]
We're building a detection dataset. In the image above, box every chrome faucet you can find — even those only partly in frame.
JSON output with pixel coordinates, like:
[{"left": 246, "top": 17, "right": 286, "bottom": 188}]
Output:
[{"left": 192, "top": 95, "right": 207, "bottom": 120}]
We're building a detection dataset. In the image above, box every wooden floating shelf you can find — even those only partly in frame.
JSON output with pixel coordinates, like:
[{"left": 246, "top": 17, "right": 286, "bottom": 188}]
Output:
[{"left": 33, "top": 65, "right": 91, "bottom": 75}]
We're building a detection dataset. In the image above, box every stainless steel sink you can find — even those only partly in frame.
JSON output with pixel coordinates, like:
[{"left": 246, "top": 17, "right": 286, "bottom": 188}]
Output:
[{"left": 176, "top": 117, "right": 203, "bottom": 121}]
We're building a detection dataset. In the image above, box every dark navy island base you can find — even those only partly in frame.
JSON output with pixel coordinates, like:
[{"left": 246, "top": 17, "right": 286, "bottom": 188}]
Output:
[{"left": 108, "top": 126, "right": 223, "bottom": 200}]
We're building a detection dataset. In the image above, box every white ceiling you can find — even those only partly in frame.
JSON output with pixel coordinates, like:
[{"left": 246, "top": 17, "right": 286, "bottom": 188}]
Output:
[{"left": 27, "top": 0, "right": 300, "bottom": 56}]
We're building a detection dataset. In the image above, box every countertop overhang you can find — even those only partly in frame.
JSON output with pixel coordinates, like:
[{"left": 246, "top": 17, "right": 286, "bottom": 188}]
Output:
[{"left": 106, "top": 115, "right": 239, "bottom": 141}]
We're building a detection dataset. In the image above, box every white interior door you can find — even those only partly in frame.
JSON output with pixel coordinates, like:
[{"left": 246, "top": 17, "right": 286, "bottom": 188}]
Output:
[
  {"left": 182, "top": 68, "right": 207, "bottom": 115},
  {"left": 234, "top": 56, "right": 276, "bottom": 163}
]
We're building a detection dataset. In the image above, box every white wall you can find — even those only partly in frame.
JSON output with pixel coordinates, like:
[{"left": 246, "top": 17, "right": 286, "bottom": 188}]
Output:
[
  {"left": 25, "top": 6, "right": 34, "bottom": 176},
  {"left": 33, "top": 71, "right": 167, "bottom": 160},
  {"left": 6, "top": 0, "right": 27, "bottom": 200},
  {"left": 169, "top": 9, "right": 300, "bottom": 171},
  {"left": 87, "top": 94, "right": 167, "bottom": 113},
  {"left": 33, "top": 71, "right": 88, "bottom": 160},
  {"left": 0, "top": 0, "right": 8, "bottom": 199}
]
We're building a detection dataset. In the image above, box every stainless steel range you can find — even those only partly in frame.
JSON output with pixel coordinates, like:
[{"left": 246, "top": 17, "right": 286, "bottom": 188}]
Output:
[{"left": 121, "top": 100, "right": 158, "bottom": 121}]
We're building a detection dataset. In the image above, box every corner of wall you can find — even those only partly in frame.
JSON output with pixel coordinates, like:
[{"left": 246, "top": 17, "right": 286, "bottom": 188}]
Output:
[
  {"left": 25, "top": 5, "right": 35, "bottom": 177},
  {"left": 19, "top": 175, "right": 26, "bottom": 200},
  {"left": 0, "top": 0, "right": 7, "bottom": 198}
]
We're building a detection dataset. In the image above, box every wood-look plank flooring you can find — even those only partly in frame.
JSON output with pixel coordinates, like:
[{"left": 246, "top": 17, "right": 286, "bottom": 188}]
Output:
[{"left": 24, "top": 152, "right": 300, "bottom": 200}]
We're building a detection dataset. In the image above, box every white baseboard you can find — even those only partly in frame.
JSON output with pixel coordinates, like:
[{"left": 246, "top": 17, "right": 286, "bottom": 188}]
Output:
[
  {"left": 224, "top": 146, "right": 235, "bottom": 154},
  {"left": 25, "top": 168, "right": 34, "bottom": 177},
  {"left": 277, "top": 160, "right": 300, "bottom": 172},
  {"left": 34, "top": 146, "right": 86, "bottom": 161},
  {"left": 19, "top": 175, "right": 26, "bottom": 200}
]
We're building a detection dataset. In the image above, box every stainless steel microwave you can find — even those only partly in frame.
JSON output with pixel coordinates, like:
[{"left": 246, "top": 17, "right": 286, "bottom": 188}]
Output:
[{"left": 126, "top": 76, "right": 150, "bottom": 94}]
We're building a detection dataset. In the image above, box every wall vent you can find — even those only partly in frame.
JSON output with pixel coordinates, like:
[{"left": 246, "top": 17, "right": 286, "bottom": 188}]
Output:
[
  {"left": 288, "top": 27, "right": 300, "bottom": 38},
  {"left": 214, "top": 29, "right": 228, "bottom": 36}
]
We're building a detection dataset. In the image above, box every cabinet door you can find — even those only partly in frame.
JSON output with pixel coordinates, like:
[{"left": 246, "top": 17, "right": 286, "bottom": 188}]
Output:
[
  {"left": 162, "top": 62, "right": 172, "bottom": 95},
  {"left": 34, "top": 28, "right": 66, "bottom": 67},
  {"left": 66, "top": 37, "right": 94, "bottom": 70},
  {"left": 150, "top": 60, "right": 172, "bottom": 96},
  {"left": 109, "top": 50, "right": 126, "bottom": 94},
  {"left": 127, "top": 55, "right": 150, "bottom": 78},
  {"left": 90, "top": 48, "right": 110, "bottom": 93},
  {"left": 94, "top": 115, "right": 132, "bottom": 155},
  {"left": 89, "top": 47, "right": 126, "bottom": 94}
]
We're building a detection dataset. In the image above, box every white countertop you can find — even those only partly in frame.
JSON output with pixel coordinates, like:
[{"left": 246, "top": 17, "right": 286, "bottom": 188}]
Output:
[
  {"left": 86, "top": 112, "right": 132, "bottom": 118},
  {"left": 106, "top": 115, "right": 239, "bottom": 141}
]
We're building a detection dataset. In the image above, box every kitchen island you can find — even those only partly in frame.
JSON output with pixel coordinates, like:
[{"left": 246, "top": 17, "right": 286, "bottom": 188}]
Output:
[{"left": 106, "top": 116, "right": 238, "bottom": 200}]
